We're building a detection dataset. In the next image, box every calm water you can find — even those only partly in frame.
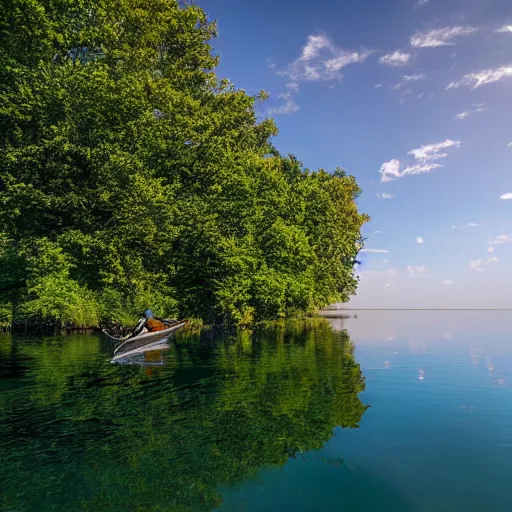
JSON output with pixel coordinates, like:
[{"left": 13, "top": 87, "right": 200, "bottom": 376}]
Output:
[{"left": 1, "top": 312, "right": 511, "bottom": 512}]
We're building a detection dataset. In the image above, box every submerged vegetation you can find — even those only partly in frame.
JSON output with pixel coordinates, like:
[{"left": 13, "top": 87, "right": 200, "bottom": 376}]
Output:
[{"left": 0, "top": 0, "right": 369, "bottom": 329}]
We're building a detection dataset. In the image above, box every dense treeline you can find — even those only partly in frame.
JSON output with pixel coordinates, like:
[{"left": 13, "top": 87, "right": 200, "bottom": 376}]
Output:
[{"left": 0, "top": 0, "right": 369, "bottom": 328}]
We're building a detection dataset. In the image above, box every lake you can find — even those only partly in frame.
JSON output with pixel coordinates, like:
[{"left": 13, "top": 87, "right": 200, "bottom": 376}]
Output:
[{"left": 1, "top": 311, "right": 511, "bottom": 511}]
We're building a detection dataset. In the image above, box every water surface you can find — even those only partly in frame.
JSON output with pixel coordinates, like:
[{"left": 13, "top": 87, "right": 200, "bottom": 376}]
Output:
[{"left": 1, "top": 312, "right": 512, "bottom": 511}]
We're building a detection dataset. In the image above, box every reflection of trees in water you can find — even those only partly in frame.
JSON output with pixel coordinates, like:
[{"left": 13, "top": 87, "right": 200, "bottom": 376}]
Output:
[{"left": 0, "top": 320, "right": 368, "bottom": 511}]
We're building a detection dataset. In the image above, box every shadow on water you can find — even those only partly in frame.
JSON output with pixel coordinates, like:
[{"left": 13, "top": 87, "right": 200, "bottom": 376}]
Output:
[{"left": 0, "top": 319, "right": 402, "bottom": 511}]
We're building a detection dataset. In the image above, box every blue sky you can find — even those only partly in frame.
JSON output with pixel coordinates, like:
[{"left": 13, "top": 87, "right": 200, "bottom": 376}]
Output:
[{"left": 201, "top": 0, "right": 512, "bottom": 308}]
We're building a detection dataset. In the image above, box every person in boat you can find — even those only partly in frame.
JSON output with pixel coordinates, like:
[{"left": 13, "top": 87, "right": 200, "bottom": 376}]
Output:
[{"left": 130, "top": 309, "right": 175, "bottom": 338}]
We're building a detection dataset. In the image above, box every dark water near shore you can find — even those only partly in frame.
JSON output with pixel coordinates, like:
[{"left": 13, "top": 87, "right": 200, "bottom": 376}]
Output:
[{"left": 1, "top": 312, "right": 512, "bottom": 511}]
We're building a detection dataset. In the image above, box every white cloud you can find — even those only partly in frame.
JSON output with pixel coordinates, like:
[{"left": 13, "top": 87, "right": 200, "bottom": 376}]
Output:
[
  {"left": 384, "top": 283, "right": 392, "bottom": 288},
  {"left": 266, "top": 92, "right": 299, "bottom": 116},
  {"left": 408, "top": 139, "right": 461, "bottom": 162},
  {"left": 447, "top": 66, "right": 512, "bottom": 89},
  {"left": 489, "top": 234, "right": 510, "bottom": 245},
  {"left": 509, "top": 143, "right": 512, "bottom": 147},
  {"left": 500, "top": 193, "right": 512, "bottom": 200},
  {"left": 496, "top": 25, "right": 512, "bottom": 33},
  {"left": 286, "top": 82, "right": 299, "bottom": 92},
  {"left": 374, "top": 83, "right": 383, "bottom": 89},
  {"left": 470, "top": 259, "right": 484, "bottom": 272},
  {"left": 401, "top": 73, "right": 426, "bottom": 81},
  {"left": 379, "top": 159, "right": 402, "bottom": 182},
  {"left": 410, "top": 26, "right": 479, "bottom": 48},
  {"left": 404, "top": 163, "right": 442, "bottom": 174},
  {"left": 407, "top": 265, "right": 426, "bottom": 276},
  {"left": 488, "top": 257, "right": 498, "bottom": 263},
  {"left": 455, "top": 106, "right": 488, "bottom": 120},
  {"left": 488, "top": 246, "right": 494, "bottom": 253},
  {"left": 389, "top": 74, "right": 426, "bottom": 91},
  {"left": 360, "top": 249, "right": 389, "bottom": 253},
  {"left": 382, "top": 259, "right": 390, "bottom": 263},
  {"left": 452, "top": 225, "right": 456, "bottom": 229},
  {"left": 377, "top": 192, "right": 396, "bottom": 199},
  {"left": 280, "top": 34, "right": 371, "bottom": 82},
  {"left": 379, "top": 50, "right": 411, "bottom": 67},
  {"left": 379, "top": 139, "right": 459, "bottom": 182},
  {"left": 380, "top": 160, "right": 442, "bottom": 182},
  {"left": 416, "top": 237, "right": 424, "bottom": 244},
  {"left": 415, "top": 0, "right": 429, "bottom": 7},
  {"left": 443, "top": 280, "right": 453, "bottom": 285},
  {"left": 388, "top": 268, "right": 399, "bottom": 275},
  {"left": 461, "top": 223, "right": 478, "bottom": 228}
]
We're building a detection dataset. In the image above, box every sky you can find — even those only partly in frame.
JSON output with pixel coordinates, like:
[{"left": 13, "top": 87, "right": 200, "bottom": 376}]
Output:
[{"left": 200, "top": 0, "right": 512, "bottom": 308}]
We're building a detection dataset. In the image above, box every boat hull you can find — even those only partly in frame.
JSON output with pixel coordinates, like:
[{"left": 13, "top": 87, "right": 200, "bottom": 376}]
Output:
[{"left": 103, "top": 321, "right": 187, "bottom": 354}]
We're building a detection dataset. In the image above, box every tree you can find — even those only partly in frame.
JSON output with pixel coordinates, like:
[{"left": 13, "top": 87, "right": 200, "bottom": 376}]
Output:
[{"left": 0, "top": 0, "right": 369, "bottom": 328}]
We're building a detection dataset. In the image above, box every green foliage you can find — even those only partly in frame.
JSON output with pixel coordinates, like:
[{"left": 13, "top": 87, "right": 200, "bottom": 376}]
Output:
[{"left": 0, "top": 0, "right": 368, "bottom": 328}]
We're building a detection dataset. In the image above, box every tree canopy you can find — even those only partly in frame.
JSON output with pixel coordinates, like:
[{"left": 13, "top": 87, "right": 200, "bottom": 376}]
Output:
[{"left": 0, "top": 0, "right": 369, "bottom": 328}]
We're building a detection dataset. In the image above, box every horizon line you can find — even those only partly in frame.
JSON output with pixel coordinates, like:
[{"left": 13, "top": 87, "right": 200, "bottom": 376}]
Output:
[{"left": 325, "top": 308, "right": 512, "bottom": 311}]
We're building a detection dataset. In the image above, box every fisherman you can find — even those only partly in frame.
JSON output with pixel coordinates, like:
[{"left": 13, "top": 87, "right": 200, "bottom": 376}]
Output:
[{"left": 130, "top": 309, "right": 175, "bottom": 338}]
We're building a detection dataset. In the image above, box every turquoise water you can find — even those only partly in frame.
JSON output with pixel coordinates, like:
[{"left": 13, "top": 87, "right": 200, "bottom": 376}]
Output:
[{"left": 1, "top": 312, "right": 512, "bottom": 511}]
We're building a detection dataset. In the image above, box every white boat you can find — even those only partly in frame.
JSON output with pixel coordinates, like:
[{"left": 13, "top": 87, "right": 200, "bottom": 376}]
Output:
[
  {"left": 103, "top": 321, "right": 187, "bottom": 355},
  {"left": 110, "top": 338, "right": 171, "bottom": 365}
]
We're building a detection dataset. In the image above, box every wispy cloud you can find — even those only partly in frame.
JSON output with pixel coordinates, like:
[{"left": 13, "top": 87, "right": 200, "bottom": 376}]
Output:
[
  {"left": 379, "top": 50, "right": 411, "bottom": 67},
  {"left": 488, "top": 246, "right": 494, "bottom": 253},
  {"left": 489, "top": 234, "right": 510, "bottom": 245},
  {"left": 500, "top": 193, "right": 512, "bottom": 200},
  {"left": 286, "top": 82, "right": 299, "bottom": 92},
  {"left": 416, "top": 237, "right": 424, "bottom": 244},
  {"left": 380, "top": 139, "right": 460, "bottom": 182},
  {"left": 447, "top": 66, "right": 512, "bottom": 89},
  {"left": 399, "top": 89, "right": 413, "bottom": 103},
  {"left": 384, "top": 283, "right": 392, "bottom": 288},
  {"left": 380, "top": 161, "right": 442, "bottom": 182},
  {"left": 377, "top": 192, "right": 396, "bottom": 199},
  {"left": 407, "top": 265, "right": 426, "bottom": 276},
  {"left": 461, "top": 223, "right": 478, "bottom": 228},
  {"left": 360, "top": 248, "right": 389, "bottom": 253},
  {"left": 374, "top": 83, "right": 384, "bottom": 89},
  {"left": 488, "top": 256, "right": 498, "bottom": 263},
  {"left": 266, "top": 92, "right": 299, "bottom": 116},
  {"left": 410, "top": 26, "right": 479, "bottom": 48},
  {"left": 443, "top": 279, "right": 453, "bottom": 285},
  {"left": 496, "top": 25, "right": 512, "bottom": 33},
  {"left": 408, "top": 139, "right": 461, "bottom": 162},
  {"left": 279, "top": 34, "right": 371, "bottom": 82},
  {"left": 389, "top": 74, "right": 426, "bottom": 91},
  {"left": 415, "top": 0, "right": 429, "bottom": 7},
  {"left": 455, "top": 106, "right": 488, "bottom": 120},
  {"left": 470, "top": 259, "right": 484, "bottom": 272},
  {"left": 401, "top": 73, "right": 426, "bottom": 81}
]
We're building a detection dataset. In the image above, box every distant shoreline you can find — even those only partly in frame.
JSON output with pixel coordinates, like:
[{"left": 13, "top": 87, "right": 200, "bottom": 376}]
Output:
[{"left": 321, "top": 308, "right": 512, "bottom": 311}]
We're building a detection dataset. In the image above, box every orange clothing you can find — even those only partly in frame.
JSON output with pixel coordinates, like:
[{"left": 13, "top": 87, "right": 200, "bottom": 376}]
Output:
[{"left": 146, "top": 317, "right": 168, "bottom": 332}]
